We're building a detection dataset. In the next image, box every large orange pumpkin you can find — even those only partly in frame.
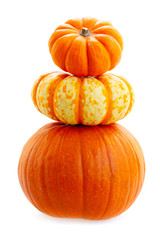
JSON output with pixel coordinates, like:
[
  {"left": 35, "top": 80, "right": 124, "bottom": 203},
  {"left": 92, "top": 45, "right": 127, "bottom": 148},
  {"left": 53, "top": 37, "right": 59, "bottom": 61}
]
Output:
[
  {"left": 31, "top": 71, "right": 134, "bottom": 125},
  {"left": 48, "top": 17, "right": 123, "bottom": 77},
  {"left": 18, "top": 122, "right": 145, "bottom": 220}
]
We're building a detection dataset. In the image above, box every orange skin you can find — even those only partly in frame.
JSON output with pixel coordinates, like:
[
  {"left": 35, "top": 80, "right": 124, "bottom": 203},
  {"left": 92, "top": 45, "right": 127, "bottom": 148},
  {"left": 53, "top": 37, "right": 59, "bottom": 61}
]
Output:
[
  {"left": 48, "top": 17, "right": 123, "bottom": 77},
  {"left": 18, "top": 122, "right": 145, "bottom": 220}
]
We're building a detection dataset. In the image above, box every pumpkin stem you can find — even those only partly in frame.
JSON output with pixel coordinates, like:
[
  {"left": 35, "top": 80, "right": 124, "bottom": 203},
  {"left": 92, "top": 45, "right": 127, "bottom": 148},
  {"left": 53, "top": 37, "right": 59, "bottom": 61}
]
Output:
[{"left": 80, "top": 27, "right": 91, "bottom": 37}]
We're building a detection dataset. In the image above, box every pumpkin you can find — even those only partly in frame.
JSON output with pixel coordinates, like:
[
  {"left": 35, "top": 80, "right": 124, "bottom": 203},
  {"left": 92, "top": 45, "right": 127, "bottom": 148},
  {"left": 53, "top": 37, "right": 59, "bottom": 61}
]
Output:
[
  {"left": 31, "top": 71, "right": 134, "bottom": 125},
  {"left": 18, "top": 122, "right": 145, "bottom": 220},
  {"left": 48, "top": 17, "right": 123, "bottom": 77}
]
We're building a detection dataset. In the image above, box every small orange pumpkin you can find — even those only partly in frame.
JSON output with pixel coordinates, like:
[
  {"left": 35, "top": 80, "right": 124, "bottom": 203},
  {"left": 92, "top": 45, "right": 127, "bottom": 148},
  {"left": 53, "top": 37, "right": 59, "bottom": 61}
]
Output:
[
  {"left": 48, "top": 17, "right": 123, "bottom": 77},
  {"left": 31, "top": 71, "right": 134, "bottom": 125},
  {"left": 18, "top": 122, "right": 145, "bottom": 220}
]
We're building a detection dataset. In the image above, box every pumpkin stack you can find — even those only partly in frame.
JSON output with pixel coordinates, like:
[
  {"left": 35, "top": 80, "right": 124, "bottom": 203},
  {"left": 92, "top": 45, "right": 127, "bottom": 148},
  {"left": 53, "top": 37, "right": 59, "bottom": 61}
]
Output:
[{"left": 18, "top": 17, "right": 145, "bottom": 220}]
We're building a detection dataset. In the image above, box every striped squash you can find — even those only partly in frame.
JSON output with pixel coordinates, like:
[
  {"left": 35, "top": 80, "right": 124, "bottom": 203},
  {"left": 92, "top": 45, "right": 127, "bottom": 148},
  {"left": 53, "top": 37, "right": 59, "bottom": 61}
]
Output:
[{"left": 31, "top": 71, "right": 134, "bottom": 125}]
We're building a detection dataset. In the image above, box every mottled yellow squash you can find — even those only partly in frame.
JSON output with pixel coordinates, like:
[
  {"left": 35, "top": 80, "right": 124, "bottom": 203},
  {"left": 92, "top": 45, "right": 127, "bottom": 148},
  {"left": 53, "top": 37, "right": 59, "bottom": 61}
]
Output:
[{"left": 31, "top": 71, "right": 134, "bottom": 125}]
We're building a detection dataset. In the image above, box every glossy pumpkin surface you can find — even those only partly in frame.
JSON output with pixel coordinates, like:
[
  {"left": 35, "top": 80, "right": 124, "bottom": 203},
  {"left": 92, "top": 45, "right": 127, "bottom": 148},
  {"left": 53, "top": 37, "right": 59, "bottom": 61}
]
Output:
[
  {"left": 31, "top": 71, "right": 134, "bottom": 125},
  {"left": 18, "top": 122, "right": 145, "bottom": 220},
  {"left": 48, "top": 17, "right": 123, "bottom": 77}
]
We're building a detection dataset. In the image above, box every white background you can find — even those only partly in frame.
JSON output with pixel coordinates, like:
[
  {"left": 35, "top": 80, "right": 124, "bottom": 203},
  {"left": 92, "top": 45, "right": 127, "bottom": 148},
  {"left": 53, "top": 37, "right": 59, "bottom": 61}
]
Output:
[{"left": 1, "top": 0, "right": 160, "bottom": 239}]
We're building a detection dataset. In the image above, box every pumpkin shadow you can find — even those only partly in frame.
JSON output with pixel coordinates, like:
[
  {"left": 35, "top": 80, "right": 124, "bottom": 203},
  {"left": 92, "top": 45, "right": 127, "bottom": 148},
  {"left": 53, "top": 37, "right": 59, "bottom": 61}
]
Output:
[{"left": 35, "top": 211, "right": 125, "bottom": 225}]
